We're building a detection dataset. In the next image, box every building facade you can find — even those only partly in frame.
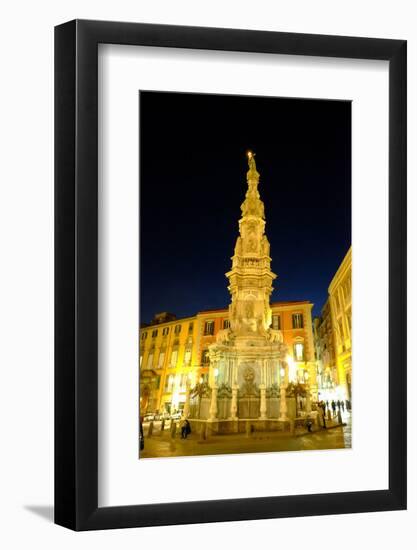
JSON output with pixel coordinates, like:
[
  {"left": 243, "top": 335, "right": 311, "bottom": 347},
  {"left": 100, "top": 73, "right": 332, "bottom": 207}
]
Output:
[
  {"left": 328, "top": 247, "right": 352, "bottom": 400},
  {"left": 313, "top": 247, "right": 352, "bottom": 402},
  {"left": 140, "top": 300, "right": 315, "bottom": 416}
]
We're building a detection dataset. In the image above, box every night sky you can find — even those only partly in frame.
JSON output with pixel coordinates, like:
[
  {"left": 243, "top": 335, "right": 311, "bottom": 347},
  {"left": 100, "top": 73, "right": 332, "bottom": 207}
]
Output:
[{"left": 140, "top": 91, "right": 351, "bottom": 324}]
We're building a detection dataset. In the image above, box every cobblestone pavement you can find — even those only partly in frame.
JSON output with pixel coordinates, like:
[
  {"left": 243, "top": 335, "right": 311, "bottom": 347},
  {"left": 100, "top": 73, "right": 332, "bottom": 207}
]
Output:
[{"left": 140, "top": 413, "right": 352, "bottom": 459}]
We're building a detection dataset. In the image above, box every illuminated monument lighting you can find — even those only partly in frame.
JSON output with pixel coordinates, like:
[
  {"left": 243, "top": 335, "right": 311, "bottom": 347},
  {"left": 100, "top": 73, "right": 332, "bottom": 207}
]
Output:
[{"left": 188, "top": 152, "right": 302, "bottom": 433}]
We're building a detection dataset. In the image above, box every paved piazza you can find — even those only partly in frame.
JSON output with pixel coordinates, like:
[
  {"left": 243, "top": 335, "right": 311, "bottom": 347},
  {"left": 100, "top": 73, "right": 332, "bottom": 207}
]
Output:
[{"left": 140, "top": 413, "right": 352, "bottom": 459}]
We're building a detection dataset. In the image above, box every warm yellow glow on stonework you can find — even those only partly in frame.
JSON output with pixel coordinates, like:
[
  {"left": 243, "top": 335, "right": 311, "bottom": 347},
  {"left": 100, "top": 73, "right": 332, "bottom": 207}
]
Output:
[
  {"left": 313, "top": 247, "right": 352, "bottom": 402},
  {"left": 139, "top": 300, "right": 316, "bottom": 415},
  {"left": 139, "top": 156, "right": 351, "bottom": 433}
]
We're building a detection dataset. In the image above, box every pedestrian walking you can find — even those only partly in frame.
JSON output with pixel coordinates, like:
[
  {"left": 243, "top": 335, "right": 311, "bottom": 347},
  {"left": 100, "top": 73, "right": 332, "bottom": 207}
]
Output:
[
  {"left": 341, "top": 401, "right": 345, "bottom": 412},
  {"left": 306, "top": 416, "right": 313, "bottom": 433},
  {"left": 331, "top": 400, "right": 336, "bottom": 416}
]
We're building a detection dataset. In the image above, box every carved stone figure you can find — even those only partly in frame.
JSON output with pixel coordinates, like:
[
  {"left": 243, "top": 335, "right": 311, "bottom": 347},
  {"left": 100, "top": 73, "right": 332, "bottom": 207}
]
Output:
[
  {"left": 267, "top": 329, "right": 283, "bottom": 344},
  {"left": 240, "top": 365, "right": 259, "bottom": 397},
  {"left": 216, "top": 328, "right": 234, "bottom": 345},
  {"left": 244, "top": 300, "right": 254, "bottom": 319},
  {"left": 261, "top": 235, "right": 270, "bottom": 256}
]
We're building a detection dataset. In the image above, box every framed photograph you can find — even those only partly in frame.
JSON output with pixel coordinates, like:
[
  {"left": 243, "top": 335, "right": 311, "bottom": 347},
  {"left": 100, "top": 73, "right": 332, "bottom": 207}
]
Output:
[{"left": 55, "top": 20, "right": 406, "bottom": 530}]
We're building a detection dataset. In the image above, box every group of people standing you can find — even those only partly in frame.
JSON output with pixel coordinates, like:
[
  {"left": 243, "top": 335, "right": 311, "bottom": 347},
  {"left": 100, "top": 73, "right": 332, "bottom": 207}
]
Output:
[
  {"left": 319, "top": 398, "right": 351, "bottom": 416},
  {"left": 316, "top": 398, "right": 351, "bottom": 428}
]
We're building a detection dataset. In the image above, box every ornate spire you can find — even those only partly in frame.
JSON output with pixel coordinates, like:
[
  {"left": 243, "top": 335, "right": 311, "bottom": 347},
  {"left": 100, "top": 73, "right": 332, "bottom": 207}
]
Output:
[
  {"left": 224, "top": 152, "right": 276, "bottom": 337},
  {"left": 241, "top": 150, "right": 264, "bottom": 219},
  {"left": 247, "top": 151, "right": 259, "bottom": 180}
]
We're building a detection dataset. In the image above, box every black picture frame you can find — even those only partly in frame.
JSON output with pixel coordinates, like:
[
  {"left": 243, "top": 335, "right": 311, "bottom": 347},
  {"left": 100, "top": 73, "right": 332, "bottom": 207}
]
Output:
[{"left": 55, "top": 19, "right": 407, "bottom": 531}]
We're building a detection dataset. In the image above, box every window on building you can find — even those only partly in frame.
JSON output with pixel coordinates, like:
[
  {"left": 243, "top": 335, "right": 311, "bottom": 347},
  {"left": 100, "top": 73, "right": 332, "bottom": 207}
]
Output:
[
  {"left": 338, "top": 320, "right": 344, "bottom": 342},
  {"left": 151, "top": 329, "right": 158, "bottom": 338},
  {"left": 223, "top": 319, "right": 230, "bottom": 329},
  {"left": 170, "top": 349, "right": 178, "bottom": 367},
  {"left": 162, "top": 327, "right": 169, "bottom": 336},
  {"left": 347, "top": 312, "right": 352, "bottom": 333},
  {"left": 139, "top": 355, "right": 143, "bottom": 367},
  {"left": 174, "top": 324, "right": 181, "bottom": 335},
  {"left": 146, "top": 353, "right": 154, "bottom": 369},
  {"left": 294, "top": 342, "right": 304, "bottom": 361},
  {"left": 188, "top": 322, "right": 194, "bottom": 333},
  {"left": 272, "top": 314, "right": 281, "bottom": 330},
  {"left": 184, "top": 348, "right": 192, "bottom": 364},
  {"left": 141, "top": 332, "right": 147, "bottom": 340},
  {"left": 155, "top": 376, "right": 161, "bottom": 389},
  {"left": 204, "top": 320, "right": 215, "bottom": 335},
  {"left": 180, "top": 373, "right": 187, "bottom": 391},
  {"left": 292, "top": 313, "right": 304, "bottom": 329},
  {"left": 158, "top": 351, "right": 165, "bottom": 369},
  {"left": 201, "top": 349, "right": 210, "bottom": 365},
  {"left": 165, "top": 374, "right": 174, "bottom": 392}
]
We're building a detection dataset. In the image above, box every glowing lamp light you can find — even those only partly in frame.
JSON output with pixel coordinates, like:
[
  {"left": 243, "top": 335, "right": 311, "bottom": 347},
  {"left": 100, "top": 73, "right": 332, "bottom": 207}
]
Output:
[
  {"left": 247, "top": 150, "right": 253, "bottom": 159},
  {"left": 214, "top": 367, "right": 219, "bottom": 378},
  {"left": 280, "top": 366, "right": 286, "bottom": 378}
]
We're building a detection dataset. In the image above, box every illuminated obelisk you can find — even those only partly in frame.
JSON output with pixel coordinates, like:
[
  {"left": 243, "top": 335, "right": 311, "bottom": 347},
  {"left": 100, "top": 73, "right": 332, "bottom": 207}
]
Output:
[{"left": 205, "top": 152, "right": 289, "bottom": 432}]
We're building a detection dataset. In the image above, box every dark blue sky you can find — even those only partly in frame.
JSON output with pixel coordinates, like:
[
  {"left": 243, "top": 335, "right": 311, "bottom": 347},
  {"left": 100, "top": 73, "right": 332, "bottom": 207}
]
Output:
[{"left": 140, "top": 91, "right": 351, "bottom": 324}]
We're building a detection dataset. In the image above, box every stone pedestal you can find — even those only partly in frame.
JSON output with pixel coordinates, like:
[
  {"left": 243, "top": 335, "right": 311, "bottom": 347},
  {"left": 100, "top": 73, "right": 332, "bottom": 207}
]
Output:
[{"left": 230, "top": 385, "right": 238, "bottom": 420}]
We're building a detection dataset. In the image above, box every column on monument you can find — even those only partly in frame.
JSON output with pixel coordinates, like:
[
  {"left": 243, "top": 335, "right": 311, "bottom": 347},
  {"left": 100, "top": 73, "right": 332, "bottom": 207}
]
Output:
[
  {"left": 232, "top": 359, "right": 238, "bottom": 387},
  {"left": 208, "top": 358, "right": 217, "bottom": 388},
  {"left": 259, "top": 384, "right": 267, "bottom": 420},
  {"left": 230, "top": 385, "right": 238, "bottom": 420},
  {"left": 279, "top": 385, "right": 288, "bottom": 421},
  {"left": 209, "top": 385, "right": 218, "bottom": 421},
  {"left": 279, "top": 363, "right": 288, "bottom": 421}
]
